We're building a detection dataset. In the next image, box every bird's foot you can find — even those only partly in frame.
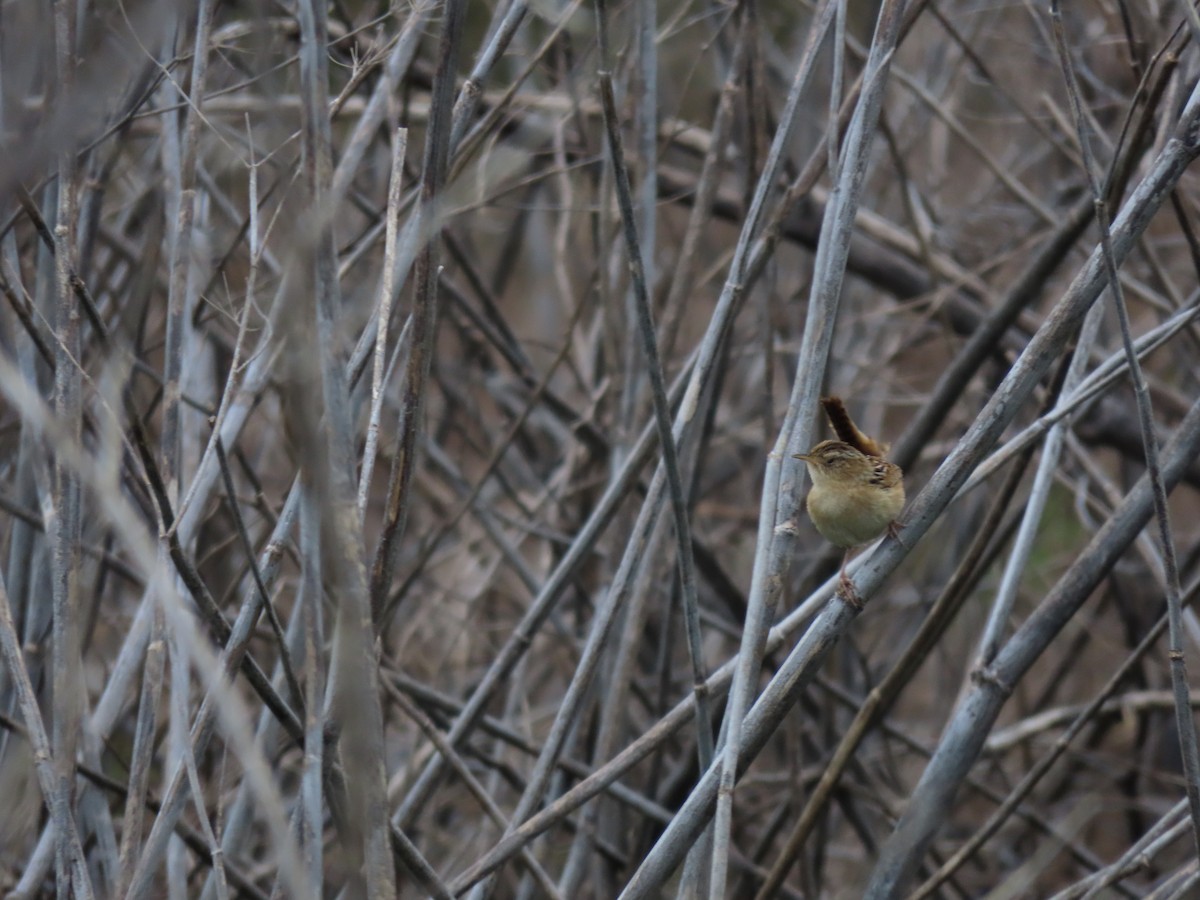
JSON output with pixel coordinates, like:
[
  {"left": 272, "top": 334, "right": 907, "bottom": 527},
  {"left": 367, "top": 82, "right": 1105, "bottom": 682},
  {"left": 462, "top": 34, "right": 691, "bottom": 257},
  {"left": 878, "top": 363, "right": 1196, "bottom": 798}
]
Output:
[
  {"left": 837, "top": 572, "right": 864, "bottom": 610},
  {"left": 887, "top": 520, "right": 908, "bottom": 549}
]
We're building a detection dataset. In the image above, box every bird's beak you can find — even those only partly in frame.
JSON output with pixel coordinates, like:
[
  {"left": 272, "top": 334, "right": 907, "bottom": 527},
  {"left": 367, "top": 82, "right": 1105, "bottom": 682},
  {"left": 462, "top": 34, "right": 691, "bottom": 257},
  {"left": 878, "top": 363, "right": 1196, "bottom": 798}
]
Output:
[{"left": 793, "top": 453, "right": 812, "bottom": 462}]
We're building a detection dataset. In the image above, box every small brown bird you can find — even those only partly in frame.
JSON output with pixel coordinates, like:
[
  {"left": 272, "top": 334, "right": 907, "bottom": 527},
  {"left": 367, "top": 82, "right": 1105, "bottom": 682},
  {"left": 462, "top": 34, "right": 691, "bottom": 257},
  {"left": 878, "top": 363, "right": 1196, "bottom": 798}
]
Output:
[{"left": 793, "top": 398, "right": 905, "bottom": 608}]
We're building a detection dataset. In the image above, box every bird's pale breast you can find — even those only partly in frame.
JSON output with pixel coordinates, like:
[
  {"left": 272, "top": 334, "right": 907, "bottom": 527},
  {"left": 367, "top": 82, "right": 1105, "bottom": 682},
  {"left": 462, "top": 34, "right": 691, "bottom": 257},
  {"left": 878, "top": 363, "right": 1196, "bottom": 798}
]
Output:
[{"left": 806, "top": 480, "right": 904, "bottom": 547}]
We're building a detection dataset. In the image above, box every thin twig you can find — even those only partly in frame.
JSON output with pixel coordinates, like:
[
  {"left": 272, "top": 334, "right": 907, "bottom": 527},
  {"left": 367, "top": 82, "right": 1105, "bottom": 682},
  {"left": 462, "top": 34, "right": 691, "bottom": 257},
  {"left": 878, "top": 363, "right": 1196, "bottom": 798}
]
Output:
[{"left": 1048, "top": 0, "right": 1200, "bottom": 857}]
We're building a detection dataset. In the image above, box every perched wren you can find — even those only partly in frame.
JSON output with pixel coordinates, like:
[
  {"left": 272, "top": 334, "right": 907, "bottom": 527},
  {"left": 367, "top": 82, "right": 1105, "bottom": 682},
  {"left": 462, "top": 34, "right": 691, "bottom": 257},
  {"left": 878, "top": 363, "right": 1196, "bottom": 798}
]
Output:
[{"left": 793, "top": 398, "right": 905, "bottom": 608}]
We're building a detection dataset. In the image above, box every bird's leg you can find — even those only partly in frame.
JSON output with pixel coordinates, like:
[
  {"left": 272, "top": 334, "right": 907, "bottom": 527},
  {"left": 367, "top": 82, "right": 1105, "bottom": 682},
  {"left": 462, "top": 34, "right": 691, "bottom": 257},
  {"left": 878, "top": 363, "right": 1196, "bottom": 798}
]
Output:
[{"left": 836, "top": 548, "right": 864, "bottom": 610}]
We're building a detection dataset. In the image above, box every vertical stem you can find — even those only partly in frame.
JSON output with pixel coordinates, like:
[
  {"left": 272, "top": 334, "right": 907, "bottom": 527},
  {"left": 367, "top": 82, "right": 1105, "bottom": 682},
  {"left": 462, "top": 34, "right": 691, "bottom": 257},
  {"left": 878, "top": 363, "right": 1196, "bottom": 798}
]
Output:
[
  {"left": 358, "top": 127, "right": 409, "bottom": 521},
  {"left": 593, "top": 0, "right": 714, "bottom": 778},
  {"left": 50, "top": 2, "right": 87, "bottom": 897},
  {"left": 708, "top": 1, "right": 906, "bottom": 895},
  {"left": 296, "top": 0, "right": 413, "bottom": 894},
  {"left": 160, "top": 5, "right": 215, "bottom": 892},
  {"left": 162, "top": 0, "right": 215, "bottom": 515},
  {"left": 369, "top": 0, "right": 468, "bottom": 615},
  {"left": 1049, "top": 0, "right": 1200, "bottom": 855}
]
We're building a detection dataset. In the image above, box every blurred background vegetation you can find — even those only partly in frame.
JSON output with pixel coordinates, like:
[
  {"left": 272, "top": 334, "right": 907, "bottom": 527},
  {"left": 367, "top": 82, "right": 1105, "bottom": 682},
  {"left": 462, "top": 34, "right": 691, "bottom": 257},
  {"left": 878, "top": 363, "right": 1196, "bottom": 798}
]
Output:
[{"left": 0, "top": 0, "right": 1199, "bottom": 896}]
